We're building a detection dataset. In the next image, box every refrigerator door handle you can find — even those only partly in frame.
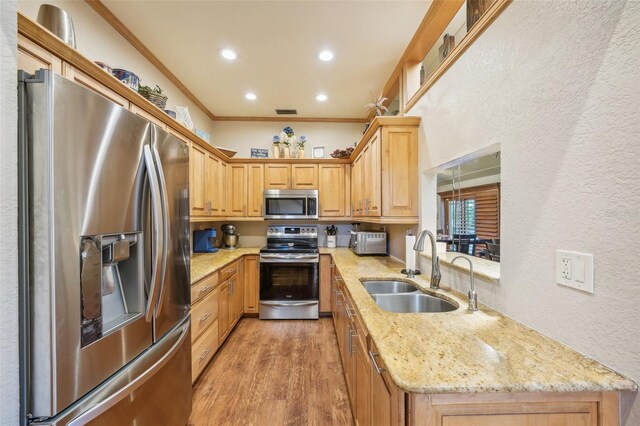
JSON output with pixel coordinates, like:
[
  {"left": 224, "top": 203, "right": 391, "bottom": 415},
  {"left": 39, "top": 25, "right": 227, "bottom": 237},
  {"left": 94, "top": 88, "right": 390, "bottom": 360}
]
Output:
[
  {"left": 151, "top": 145, "right": 170, "bottom": 317},
  {"left": 66, "top": 318, "right": 190, "bottom": 426},
  {"left": 143, "top": 145, "right": 164, "bottom": 322}
]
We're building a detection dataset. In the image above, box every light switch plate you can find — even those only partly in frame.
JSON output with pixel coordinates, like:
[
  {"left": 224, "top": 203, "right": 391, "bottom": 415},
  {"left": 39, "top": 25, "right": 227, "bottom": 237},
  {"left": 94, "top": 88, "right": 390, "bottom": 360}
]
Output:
[{"left": 556, "top": 250, "right": 594, "bottom": 294}]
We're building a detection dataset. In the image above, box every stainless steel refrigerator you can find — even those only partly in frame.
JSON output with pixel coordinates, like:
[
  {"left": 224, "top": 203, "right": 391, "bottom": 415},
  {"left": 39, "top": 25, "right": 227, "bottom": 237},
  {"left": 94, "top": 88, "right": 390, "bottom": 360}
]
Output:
[{"left": 18, "top": 70, "right": 192, "bottom": 425}]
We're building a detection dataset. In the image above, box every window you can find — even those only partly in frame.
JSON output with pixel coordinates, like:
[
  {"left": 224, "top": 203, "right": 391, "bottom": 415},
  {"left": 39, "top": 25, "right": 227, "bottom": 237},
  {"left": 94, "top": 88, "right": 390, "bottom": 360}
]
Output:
[{"left": 448, "top": 198, "right": 476, "bottom": 234}]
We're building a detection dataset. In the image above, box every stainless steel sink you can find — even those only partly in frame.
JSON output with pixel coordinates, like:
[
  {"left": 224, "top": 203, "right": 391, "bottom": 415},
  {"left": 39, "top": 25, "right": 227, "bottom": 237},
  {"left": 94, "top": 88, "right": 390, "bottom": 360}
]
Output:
[
  {"left": 361, "top": 280, "right": 419, "bottom": 294},
  {"left": 372, "top": 293, "right": 458, "bottom": 313}
]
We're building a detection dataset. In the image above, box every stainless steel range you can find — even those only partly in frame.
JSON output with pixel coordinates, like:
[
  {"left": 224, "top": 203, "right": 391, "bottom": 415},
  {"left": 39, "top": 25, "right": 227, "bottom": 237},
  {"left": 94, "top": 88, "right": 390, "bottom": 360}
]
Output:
[{"left": 259, "top": 226, "right": 319, "bottom": 320}]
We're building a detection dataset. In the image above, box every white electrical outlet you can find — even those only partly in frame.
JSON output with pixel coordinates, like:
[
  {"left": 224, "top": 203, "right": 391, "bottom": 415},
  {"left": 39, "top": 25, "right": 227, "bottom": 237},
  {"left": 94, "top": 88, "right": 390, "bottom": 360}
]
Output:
[{"left": 556, "top": 250, "right": 594, "bottom": 294}]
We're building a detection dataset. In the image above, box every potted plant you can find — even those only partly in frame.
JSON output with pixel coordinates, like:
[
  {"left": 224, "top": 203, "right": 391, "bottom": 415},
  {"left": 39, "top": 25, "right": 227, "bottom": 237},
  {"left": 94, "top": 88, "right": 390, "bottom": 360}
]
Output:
[
  {"left": 364, "top": 92, "right": 388, "bottom": 116},
  {"left": 272, "top": 135, "right": 281, "bottom": 158},
  {"left": 298, "top": 135, "right": 307, "bottom": 158},
  {"left": 138, "top": 84, "right": 168, "bottom": 109}
]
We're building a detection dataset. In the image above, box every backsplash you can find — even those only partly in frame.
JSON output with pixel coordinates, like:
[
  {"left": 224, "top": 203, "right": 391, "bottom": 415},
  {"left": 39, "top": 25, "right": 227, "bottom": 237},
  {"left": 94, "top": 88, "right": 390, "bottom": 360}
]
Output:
[{"left": 190, "top": 221, "right": 398, "bottom": 251}]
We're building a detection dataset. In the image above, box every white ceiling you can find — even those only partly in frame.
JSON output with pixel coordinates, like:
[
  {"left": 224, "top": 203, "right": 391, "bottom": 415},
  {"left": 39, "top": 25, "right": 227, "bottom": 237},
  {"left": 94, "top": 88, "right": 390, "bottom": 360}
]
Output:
[{"left": 101, "top": 0, "right": 429, "bottom": 119}]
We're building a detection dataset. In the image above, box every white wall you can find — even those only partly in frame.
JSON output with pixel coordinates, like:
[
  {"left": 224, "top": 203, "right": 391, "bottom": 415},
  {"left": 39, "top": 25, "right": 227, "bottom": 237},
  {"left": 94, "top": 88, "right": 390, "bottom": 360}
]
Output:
[
  {"left": 18, "top": 0, "right": 216, "bottom": 138},
  {"left": 210, "top": 121, "right": 365, "bottom": 158},
  {"left": 410, "top": 1, "right": 640, "bottom": 423},
  {"left": 0, "top": 1, "right": 19, "bottom": 424}
]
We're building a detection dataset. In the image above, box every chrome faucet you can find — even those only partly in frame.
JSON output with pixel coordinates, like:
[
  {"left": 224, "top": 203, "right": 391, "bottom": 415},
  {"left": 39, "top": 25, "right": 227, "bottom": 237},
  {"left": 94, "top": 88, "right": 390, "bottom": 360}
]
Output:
[
  {"left": 451, "top": 256, "right": 478, "bottom": 312},
  {"left": 413, "top": 230, "right": 441, "bottom": 289}
]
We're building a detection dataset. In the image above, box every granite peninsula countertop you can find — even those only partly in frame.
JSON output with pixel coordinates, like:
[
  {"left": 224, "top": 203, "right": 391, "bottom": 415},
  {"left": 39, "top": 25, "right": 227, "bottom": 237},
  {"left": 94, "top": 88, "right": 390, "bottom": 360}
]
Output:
[
  {"left": 189, "top": 247, "right": 637, "bottom": 395},
  {"left": 324, "top": 248, "right": 637, "bottom": 395}
]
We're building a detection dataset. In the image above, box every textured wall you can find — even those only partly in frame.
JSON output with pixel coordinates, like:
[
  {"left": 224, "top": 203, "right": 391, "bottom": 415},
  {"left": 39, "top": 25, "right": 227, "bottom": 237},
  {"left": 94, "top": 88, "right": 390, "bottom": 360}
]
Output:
[
  {"left": 18, "top": 0, "right": 216, "bottom": 138},
  {"left": 0, "top": 1, "right": 19, "bottom": 424},
  {"left": 411, "top": 1, "right": 640, "bottom": 423},
  {"left": 210, "top": 121, "right": 365, "bottom": 158}
]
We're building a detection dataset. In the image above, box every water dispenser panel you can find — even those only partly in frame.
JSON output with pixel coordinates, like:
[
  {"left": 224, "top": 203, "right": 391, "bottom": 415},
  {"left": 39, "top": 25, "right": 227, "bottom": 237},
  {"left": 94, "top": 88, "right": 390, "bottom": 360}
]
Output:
[{"left": 80, "top": 237, "right": 102, "bottom": 346}]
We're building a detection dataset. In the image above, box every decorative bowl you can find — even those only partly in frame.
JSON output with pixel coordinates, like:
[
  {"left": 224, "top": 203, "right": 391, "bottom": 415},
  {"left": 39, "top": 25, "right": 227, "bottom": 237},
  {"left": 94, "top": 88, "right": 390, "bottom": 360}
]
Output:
[{"left": 112, "top": 69, "right": 139, "bottom": 91}]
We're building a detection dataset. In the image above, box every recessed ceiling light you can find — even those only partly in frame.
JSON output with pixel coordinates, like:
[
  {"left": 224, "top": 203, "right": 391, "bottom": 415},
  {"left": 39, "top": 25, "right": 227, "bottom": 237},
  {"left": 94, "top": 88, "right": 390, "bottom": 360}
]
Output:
[
  {"left": 316, "top": 94, "right": 328, "bottom": 102},
  {"left": 318, "top": 50, "right": 334, "bottom": 61},
  {"left": 245, "top": 92, "right": 257, "bottom": 100},
  {"left": 220, "top": 48, "right": 237, "bottom": 60}
]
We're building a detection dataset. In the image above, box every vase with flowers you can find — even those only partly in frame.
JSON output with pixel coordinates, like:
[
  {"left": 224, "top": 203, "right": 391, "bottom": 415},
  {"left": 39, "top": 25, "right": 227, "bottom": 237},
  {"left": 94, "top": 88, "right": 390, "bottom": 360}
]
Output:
[
  {"left": 272, "top": 135, "right": 281, "bottom": 158},
  {"left": 298, "top": 135, "right": 307, "bottom": 158},
  {"left": 280, "top": 126, "right": 296, "bottom": 159}
]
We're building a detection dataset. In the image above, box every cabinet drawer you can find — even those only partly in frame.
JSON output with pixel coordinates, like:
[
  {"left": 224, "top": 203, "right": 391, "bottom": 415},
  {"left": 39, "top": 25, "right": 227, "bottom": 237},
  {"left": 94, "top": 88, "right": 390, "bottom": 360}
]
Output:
[
  {"left": 191, "top": 272, "right": 218, "bottom": 304},
  {"left": 219, "top": 260, "right": 239, "bottom": 283},
  {"left": 191, "top": 319, "right": 219, "bottom": 383},
  {"left": 191, "top": 288, "right": 219, "bottom": 342}
]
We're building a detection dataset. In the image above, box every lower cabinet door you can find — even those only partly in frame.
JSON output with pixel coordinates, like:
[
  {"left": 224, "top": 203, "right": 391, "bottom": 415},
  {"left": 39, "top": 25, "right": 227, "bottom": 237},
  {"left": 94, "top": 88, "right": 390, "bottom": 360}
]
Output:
[
  {"left": 218, "top": 281, "right": 230, "bottom": 342},
  {"left": 191, "top": 319, "right": 219, "bottom": 383}
]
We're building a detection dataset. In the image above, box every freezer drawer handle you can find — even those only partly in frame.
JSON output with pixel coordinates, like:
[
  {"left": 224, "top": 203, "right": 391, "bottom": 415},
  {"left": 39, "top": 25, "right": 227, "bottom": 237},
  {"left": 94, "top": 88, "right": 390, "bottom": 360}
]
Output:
[{"left": 67, "top": 318, "right": 190, "bottom": 426}]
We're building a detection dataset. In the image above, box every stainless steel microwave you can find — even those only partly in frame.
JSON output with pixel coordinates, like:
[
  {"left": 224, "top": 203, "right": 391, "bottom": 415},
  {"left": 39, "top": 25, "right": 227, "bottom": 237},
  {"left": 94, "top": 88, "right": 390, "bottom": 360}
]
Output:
[{"left": 264, "top": 189, "right": 318, "bottom": 220}]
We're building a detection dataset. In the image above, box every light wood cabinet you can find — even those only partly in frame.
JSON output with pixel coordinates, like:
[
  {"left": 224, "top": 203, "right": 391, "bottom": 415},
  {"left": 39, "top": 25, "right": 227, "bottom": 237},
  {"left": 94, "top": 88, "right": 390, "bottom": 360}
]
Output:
[
  {"left": 218, "top": 161, "right": 228, "bottom": 216},
  {"left": 191, "top": 318, "right": 218, "bottom": 383},
  {"left": 291, "top": 164, "right": 318, "bottom": 189},
  {"left": 189, "top": 143, "right": 208, "bottom": 216},
  {"left": 243, "top": 255, "right": 260, "bottom": 314},
  {"left": 247, "top": 164, "right": 264, "bottom": 217},
  {"left": 354, "top": 317, "right": 371, "bottom": 426},
  {"left": 227, "top": 164, "right": 247, "bottom": 216},
  {"left": 370, "top": 340, "right": 404, "bottom": 426},
  {"left": 319, "top": 255, "right": 332, "bottom": 313},
  {"left": 130, "top": 104, "right": 168, "bottom": 130},
  {"left": 264, "top": 164, "right": 319, "bottom": 190},
  {"left": 349, "top": 118, "right": 419, "bottom": 222},
  {"left": 218, "top": 281, "right": 230, "bottom": 342},
  {"left": 382, "top": 126, "right": 418, "bottom": 217},
  {"left": 18, "top": 34, "right": 62, "bottom": 75},
  {"left": 318, "top": 165, "right": 347, "bottom": 217},
  {"left": 63, "top": 63, "right": 129, "bottom": 108},
  {"left": 207, "top": 154, "right": 223, "bottom": 216},
  {"left": 191, "top": 288, "right": 218, "bottom": 342},
  {"left": 264, "top": 164, "right": 291, "bottom": 189}
]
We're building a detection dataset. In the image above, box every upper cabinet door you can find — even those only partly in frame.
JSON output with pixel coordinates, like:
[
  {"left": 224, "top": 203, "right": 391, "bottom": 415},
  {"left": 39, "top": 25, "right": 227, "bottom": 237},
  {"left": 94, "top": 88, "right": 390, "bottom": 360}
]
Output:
[
  {"left": 189, "top": 143, "right": 208, "bottom": 216},
  {"left": 291, "top": 164, "right": 318, "bottom": 189},
  {"left": 18, "top": 34, "right": 62, "bottom": 75},
  {"left": 227, "top": 164, "right": 246, "bottom": 216},
  {"left": 207, "top": 154, "right": 221, "bottom": 216},
  {"left": 365, "top": 129, "right": 381, "bottom": 217},
  {"left": 264, "top": 164, "right": 291, "bottom": 189},
  {"left": 247, "top": 164, "right": 265, "bottom": 217},
  {"left": 319, "top": 165, "right": 345, "bottom": 217},
  {"left": 381, "top": 126, "right": 418, "bottom": 217}
]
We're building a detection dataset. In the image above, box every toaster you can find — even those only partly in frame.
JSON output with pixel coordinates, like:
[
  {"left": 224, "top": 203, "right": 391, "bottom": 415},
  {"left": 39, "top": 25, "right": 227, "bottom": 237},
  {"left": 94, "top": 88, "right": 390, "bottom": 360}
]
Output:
[{"left": 349, "top": 231, "right": 387, "bottom": 256}]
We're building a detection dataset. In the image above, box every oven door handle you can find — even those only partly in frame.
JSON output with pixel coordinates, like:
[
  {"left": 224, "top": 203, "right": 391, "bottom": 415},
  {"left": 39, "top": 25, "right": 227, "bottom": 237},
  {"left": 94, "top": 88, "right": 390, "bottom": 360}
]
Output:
[
  {"left": 260, "top": 254, "right": 319, "bottom": 263},
  {"left": 260, "top": 301, "right": 318, "bottom": 307}
]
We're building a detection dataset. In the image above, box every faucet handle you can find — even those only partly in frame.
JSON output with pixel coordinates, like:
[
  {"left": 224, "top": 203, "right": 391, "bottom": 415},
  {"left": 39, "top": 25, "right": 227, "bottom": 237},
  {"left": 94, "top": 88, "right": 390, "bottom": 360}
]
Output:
[{"left": 401, "top": 268, "right": 421, "bottom": 278}]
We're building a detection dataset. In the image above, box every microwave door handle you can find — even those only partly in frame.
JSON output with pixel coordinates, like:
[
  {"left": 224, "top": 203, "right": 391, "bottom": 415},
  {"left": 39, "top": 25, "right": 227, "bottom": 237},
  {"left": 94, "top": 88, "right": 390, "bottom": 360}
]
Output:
[
  {"left": 143, "top": 146, "right": 163, "bottom": 322},
  {"left": 151, "top": 145, "right": 170, "bottom": 316}
]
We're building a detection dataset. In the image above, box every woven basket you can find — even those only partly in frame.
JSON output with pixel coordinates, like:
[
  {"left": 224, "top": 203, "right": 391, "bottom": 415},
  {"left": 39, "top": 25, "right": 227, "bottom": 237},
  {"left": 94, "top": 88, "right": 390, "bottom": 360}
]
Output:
[{"left": 144, "top": 92, "right": 168, "bottom": 109}]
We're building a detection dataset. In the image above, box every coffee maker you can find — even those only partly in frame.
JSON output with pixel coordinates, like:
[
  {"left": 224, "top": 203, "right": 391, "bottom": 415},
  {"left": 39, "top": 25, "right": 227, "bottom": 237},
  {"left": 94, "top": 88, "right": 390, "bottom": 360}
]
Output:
[{"left": 221, "top": 224, "right": 239, "bottom": 250}]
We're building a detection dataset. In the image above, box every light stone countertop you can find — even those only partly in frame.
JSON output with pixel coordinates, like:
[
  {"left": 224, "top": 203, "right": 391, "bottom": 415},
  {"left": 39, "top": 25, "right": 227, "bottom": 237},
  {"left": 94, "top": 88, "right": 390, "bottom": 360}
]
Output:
[
  {"left": 325, "top": 248, "right": 637, "bottom": 394},
  {"left": 190, "top": 248, "right": 260, "bottom": 284},
  {"left": 189, "top": 247, "right": 637, "bottom": 395}
]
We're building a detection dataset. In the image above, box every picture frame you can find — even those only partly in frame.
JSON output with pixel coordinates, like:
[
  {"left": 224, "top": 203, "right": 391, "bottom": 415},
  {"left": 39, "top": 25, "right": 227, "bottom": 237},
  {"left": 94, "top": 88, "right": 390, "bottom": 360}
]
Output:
[
  {"left": 250, "top": 148, "right": 269, "bottom": 158},
  {"left": 312, "top": 146, "right": 325, "bottom": 159}
]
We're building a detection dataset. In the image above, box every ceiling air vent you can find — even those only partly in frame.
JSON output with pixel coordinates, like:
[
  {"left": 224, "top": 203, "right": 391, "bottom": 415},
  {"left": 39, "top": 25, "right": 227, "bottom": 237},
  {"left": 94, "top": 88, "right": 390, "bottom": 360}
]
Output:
[{"left": 275, "top": 109, "right": 298, "bottom": 115}]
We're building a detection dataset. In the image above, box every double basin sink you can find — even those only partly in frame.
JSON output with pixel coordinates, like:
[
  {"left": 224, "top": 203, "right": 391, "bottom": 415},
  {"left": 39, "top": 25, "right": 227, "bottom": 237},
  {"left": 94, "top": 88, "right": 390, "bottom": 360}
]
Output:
[{"left": 362, "top": 280, "right": 458, "bottom": 314}]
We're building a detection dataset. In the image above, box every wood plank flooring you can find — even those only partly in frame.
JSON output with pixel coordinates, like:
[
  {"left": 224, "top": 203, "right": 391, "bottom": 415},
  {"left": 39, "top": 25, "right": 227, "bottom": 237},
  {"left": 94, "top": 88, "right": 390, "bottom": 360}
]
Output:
[{"left": 189, "top": 318, "right": 354, "bottom": 426}]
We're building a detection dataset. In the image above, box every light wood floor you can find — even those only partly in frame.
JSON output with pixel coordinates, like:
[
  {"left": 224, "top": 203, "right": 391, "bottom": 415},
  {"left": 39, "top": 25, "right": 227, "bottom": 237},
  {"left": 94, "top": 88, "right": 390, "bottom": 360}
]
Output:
[{"left": 189, "top": 318, "right": 354, "bottom": 426}]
